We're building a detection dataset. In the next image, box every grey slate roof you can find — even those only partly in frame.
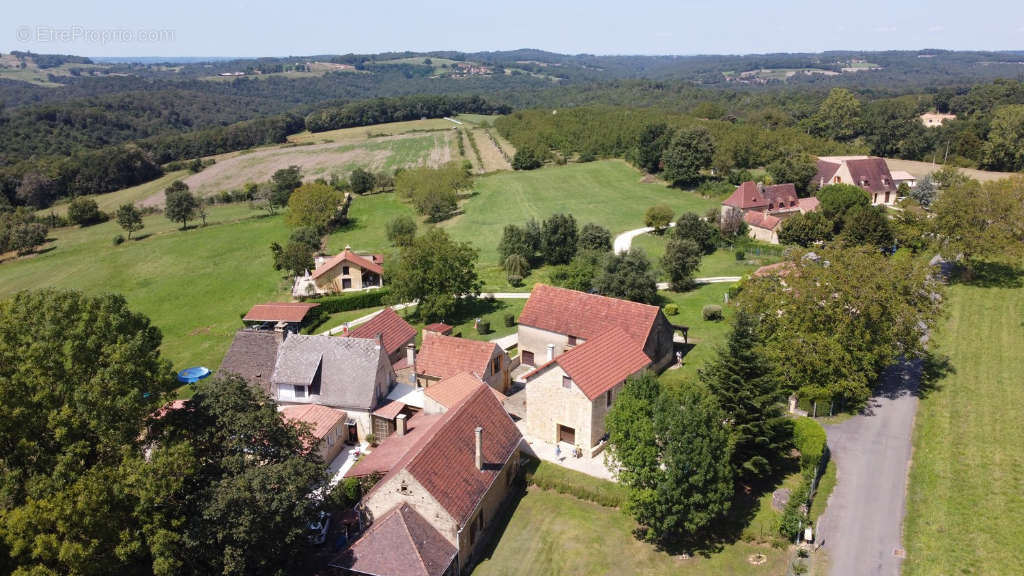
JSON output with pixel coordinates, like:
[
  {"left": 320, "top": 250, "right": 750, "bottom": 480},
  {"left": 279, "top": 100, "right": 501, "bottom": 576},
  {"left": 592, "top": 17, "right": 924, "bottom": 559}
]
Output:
[
  {"left": 272, "top": 334, "right": 391, "bottom": 411},
  {"left": 218, "top": 330, "right": 283, "bottom": 397}
]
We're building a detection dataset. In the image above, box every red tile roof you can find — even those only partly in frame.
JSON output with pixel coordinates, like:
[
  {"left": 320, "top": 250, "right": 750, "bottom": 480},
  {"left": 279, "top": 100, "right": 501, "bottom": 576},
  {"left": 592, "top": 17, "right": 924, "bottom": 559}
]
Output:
[
  {"left": 752, "top": 261, "right": 796, "bottom": 278},
  {"left": 367, "top": 384, "right": 522, "bottom": 526},
  {"left": 423, "top": 322, "right": 453, "bottom": 335},
  {"left": 347, "top": 308, "right": 416, "bottom": 356},
  {"left": 311, "top": 249, "right": 383, "bottom": 280},
  {"left": 723, "top": 181, "right": 770, "bottom": 210},
  {"left": 845, "top": 157, "right": 897, "bottom": 193},
  {"left": 242, "top": 302, "right": 319, "bottom": 323},
  {"left": 425, "top": 372, "right": 506, "bottom": 410},
  {"left": 347, "top": 412, "right": 444, "bottom": 478},
  {"left": 743, "top": 211, "right": 782, "bottom": 230},
  {"left": 415, "top": 332, "right": 500, "bottom": 380},
  {"left": 525, "top": 328, "right": 651, "bottom": 400},
  {"left": 518, "top": 284, "right": 660, "bottom": 345},
  {"left": 798, "top": 197, "right": 820, "bottom": 213},
  {"left": 763, "top": 183, "right": 799, "bottom": 209},
  {"left": 372, "top": 399, "right": 406, "bottom": 420},
  {"left": 330, "top": 503, "right": 456, "bottom": 576},
  {"left": 813, "top": 160, "right": 842, "bottom": 188},
  {"left": 279, "top": 404, "right": 346, "bottom": 440}
]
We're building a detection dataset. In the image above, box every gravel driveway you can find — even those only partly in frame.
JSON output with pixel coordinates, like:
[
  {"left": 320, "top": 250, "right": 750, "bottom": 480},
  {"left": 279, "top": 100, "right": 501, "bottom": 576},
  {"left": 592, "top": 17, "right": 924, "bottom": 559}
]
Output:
[{"left": 816, "top": 360, "right": 921, "bottom": 576}]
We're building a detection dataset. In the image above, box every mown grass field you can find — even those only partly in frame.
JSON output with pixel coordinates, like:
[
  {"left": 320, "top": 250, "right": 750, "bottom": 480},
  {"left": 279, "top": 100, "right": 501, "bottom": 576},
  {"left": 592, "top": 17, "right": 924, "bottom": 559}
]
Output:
[
  {"left": 630, "top": 234, "right": 783, "bottom": 281},
  {"left": 658, "top": 283, "right": 735, "bottom": 388},
  {"left": 474, "top": 486, "right": 788, "bottom": 576},
  {"left": 444, "top": 160, "right": 719, "bottom": 265},
  {"left": 0, "top": 204, "right": 289, "bottom": 371},
  {"left": 903, "top": 279, "right": 1024, "bottom": 575}
]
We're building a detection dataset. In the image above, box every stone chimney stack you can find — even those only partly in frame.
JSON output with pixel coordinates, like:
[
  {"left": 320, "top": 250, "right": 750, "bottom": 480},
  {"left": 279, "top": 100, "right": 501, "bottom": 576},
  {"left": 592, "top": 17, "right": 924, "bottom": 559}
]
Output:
[
  {"left": 475, "top": 427, "right": 483, "bottom": 471},
  {"left": 406, "top": 342, "right": 415, "bottom": 367},
  {"left": 546, "top": 343, "right": 555, "bottom": 361},
  {"left": 375, "top": 332, "right": 384, "bottom": 349},
  {"left": 396, "top": 413, "right": 408, "bottom": 436}
]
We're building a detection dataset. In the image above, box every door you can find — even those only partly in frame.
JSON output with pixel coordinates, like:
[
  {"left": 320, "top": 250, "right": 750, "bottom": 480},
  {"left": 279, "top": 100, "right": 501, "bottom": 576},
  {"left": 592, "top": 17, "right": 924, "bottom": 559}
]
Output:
[
  {"left": 346, "top": 423, "right": 357, "bottom": 443},
  {"left": 558, "top": 424, "right": 575, "bottom": 445},
  {"left": 522, "top": 350, "right": 535, "bottom": 366}
]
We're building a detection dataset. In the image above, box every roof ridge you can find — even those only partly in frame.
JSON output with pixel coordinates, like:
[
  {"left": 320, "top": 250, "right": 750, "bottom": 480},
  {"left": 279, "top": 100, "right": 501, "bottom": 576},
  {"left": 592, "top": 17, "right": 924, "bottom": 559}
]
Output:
[{"left": 397, "top": 505, "right": 431, "bottom": 575}]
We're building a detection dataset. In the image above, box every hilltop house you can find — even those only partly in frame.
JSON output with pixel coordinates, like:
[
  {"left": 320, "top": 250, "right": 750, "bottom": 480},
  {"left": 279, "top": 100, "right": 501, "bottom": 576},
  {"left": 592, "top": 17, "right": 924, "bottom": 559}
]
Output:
[
  {"left": 293, "top": 246, "right": 384, "bottom": 297},
  {"left": 813, "top": 156, "right": 900, "bottom": 205},
  {"left": 331, "top": 383, "right": 522, "bottom": 576},
  {"left": 413, "top": 331, "right": 511, "bottom": 393},
  {"left": 516, "top": 284, "right": 678, "bottom": 456},
  {"left": 920, "top": 111, "right": 956, "bottom": 127},
  {"left": 271, "top": 334, "right": 394, "bottom": 443},
  {"left": 721, "top": 181, "right": 820, "bottom": 244}
]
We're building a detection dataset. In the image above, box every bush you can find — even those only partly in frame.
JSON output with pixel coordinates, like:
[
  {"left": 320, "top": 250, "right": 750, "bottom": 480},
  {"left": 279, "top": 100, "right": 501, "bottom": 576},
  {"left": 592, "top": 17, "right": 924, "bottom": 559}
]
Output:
[
  {"left": 304, "top": 288, "right": 391, "bottom": 314},
  {"left": 663, "top": 303, "right": 679, "bottom": 316},
  {"left": 506, "top": 274, "right": 523, "bottom": 287},
  {"left": 792, "top": 417, "right": 827, "bottom": 470},
  {"left": 365, "top": 433, "right": 378, "bottom": 446},
  {"left": 476, "top": 320, "right": 491, "bottom": 335},
  {"left": 67, "top": 197, "right": 105, "bottom": 226},
  {"left": 523, "top": 458, "right": 627, "bottom": 508},
  {"left": 702, "top": 304, "right": 723, "bottom": 321},
  {"left": 735, "top": 250, "right": 745, "bottom": 260},
  {"left": 112, "top": 234, "right": 125, "bottom": 245},
  {"left": 503, "top": 313, "right": 516, "bottom": 327}
]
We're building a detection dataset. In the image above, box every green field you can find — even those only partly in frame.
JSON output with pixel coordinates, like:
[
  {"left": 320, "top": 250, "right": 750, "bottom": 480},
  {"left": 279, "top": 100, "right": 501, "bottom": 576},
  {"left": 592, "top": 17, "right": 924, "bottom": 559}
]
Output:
[
  {"left": 658, "top": 283, "right": 735, "bottom": 388},
  {"left": 903, "top": 279, "right": 1024, "bottom": 575},
  {"left": 630, "top": 234, "right": 783, "bottom": 280},
  {"left": 474, "top": 487, "right": 787, "bottom": 575},
  {"left": 443, "top": 160, "right": 718, "bottom": 265}
]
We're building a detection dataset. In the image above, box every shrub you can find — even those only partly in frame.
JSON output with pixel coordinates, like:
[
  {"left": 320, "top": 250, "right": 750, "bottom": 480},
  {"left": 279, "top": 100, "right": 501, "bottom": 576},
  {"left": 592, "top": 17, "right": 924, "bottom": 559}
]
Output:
[
  {"left": 112, "top": 234, "right": 125, "bottom": 245},
  {"left": 503, "top": 313, "right": 516, "bottom": 327},
  {"left": 67, "top": 197, "right": 104, "bottom": 226},
  {"left": 476, "top": 320, "right": 491, "bottom": 335},
  {"left": 702, "top": 304, "right": 723, "bottom": 321},
  {"left": 735, "top": 250, "right": 745, "bottom": 260},
  {"left": 663, "top": 303, "right": 679, "bottom": 316},
  {"left": 304, "top": 288, "right": 391, "bottom": 313},
  {"left": 523, "top": 458, "right": 627, "bottom": 508},
  {"left": 792, "top": 417, "right": 827, "bottom": 470},
  {"left": 507, "top": 274, "right": 523, "bottom": 287},
  {"left": 365, "top": 433, "right": 378, "bottom": 446}
]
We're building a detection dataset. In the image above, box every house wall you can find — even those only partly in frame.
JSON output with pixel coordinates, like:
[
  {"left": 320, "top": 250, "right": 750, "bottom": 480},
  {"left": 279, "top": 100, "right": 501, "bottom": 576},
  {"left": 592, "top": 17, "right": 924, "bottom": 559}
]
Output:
[
  {"left": 518, "top": 325, "right": 582, "bottom": 367},
  {"left": 483, "top": 350, "right": 511, "bottom": 393},
  {"left": 644, "top": 312, "right": 676, "bottom": 372},
  {"left": 747, "top": 224, "right": 779, "bottom": 244},
  {"left": 313, "top": 262, "right": 370, "bottom": 293},
  {"left": 457, "top": 448, "right": 520, "bottom": 572},
  {"left": 318, "top": 420, "right": 348, "bottom": 463},
  {"left": 525, "top": 365, "right": 596, "bottom": 453},
  {"left": 363, "top": 470, "right": 459, "bottom": 545}
]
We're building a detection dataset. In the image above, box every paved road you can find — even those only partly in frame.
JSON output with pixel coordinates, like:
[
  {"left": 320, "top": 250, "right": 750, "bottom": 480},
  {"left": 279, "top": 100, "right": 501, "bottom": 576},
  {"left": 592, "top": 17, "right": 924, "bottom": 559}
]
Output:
[
  {"left": 612, "top": 223, "right": 674, "bottom": 253},
  {"left": 817, "top": 361, "right": 921, "bottom": 576}
]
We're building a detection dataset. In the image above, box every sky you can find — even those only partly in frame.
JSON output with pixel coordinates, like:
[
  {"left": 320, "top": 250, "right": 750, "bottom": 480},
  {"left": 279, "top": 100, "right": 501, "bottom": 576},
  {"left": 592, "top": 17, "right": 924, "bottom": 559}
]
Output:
[{"left": 4, "top": 0, "right": 1024, "bottom": 58}]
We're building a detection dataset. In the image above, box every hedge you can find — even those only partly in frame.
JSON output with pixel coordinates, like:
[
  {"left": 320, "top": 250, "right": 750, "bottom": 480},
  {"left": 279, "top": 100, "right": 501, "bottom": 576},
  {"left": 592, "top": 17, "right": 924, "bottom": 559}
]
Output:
[
  {"left": 523, "top": 458, "right": 627, "bottom": 509},
  {"left": 792, "top": 417, "right": 826, "bottom": 470},
  {"left": 304, "top": 288, "right": 391, "bottom": 315}
]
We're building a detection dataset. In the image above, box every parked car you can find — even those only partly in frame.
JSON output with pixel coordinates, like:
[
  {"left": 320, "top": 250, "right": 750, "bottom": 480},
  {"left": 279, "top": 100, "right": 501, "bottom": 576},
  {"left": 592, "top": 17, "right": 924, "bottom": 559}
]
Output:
[{"left": 307, "top": 511, "right": 331, "bottom": 545}]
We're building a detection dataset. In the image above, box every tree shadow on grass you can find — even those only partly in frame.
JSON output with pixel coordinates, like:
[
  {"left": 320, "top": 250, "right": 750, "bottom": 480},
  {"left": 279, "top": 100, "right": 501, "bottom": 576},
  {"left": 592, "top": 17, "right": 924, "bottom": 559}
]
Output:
[
  {"left": 956, "top": 261, "right": 1023, "bottom": 289},
  {"left": 132, "top": 233, "right": 153, "bottom": 242},
  {"left": 918, "top": 351, "right": 954, "bottom": 400}
]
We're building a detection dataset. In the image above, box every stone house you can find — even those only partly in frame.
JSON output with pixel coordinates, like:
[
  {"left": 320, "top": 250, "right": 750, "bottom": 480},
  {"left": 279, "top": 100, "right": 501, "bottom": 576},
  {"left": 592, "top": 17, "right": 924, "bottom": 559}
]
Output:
[
  {"left": 279, "top": 404, "right": 349, "bottom": 463},
  {"left": 294, "top": 246, "right": 384, "bottom": 296},
  {"left": 517, "top": 283, "right": 676, "bottom": 372},
  {"left": 414, "top": 331, "right": 511, "bottom": 393},
  {"left": 271, "top": 334, "right": 394, "bottom": 443},
  {"left": 331, "top": 383, "right": 523, "bottom": 576},
  {"left": 522, "top": 327, "right": 651, "bottom": 457},
  {"left": 721, "top": 181, "right": 820, "bottom": 244},
  {"left": 813, "top": 156, "right": 900, "bottom": 205}
]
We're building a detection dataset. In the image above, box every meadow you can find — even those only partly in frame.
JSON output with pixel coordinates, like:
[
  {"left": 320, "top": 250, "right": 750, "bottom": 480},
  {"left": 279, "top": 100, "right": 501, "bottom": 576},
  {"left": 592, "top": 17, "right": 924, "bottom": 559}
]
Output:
[{"left": 903, "top": 277, "right": 1024, "bottom": 575}]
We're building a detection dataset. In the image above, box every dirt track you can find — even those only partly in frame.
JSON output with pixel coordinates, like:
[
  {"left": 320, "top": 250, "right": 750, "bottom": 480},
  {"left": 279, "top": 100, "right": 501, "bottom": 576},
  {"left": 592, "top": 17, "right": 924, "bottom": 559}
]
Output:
[{"left": 885, "top": 158, "right": 1018, "bottom": 183}]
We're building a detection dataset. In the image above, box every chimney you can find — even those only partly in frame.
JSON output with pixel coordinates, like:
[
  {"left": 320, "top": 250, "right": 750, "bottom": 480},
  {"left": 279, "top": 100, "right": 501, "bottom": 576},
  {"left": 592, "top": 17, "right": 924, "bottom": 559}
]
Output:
[
  {"left": 406, "top": 342, "right": 415, "bottom": 367},
  {"left": 546, "top": 343, "right": 555, "bottom": 361},
  {"left": 396, "top": 413, "right": 408, "bottom": 436},
  {"left": 375, "top": 332, "right": 384, "bottom": 348},
  {"left": 474, "top": 427, "right": 483, "bottom": 471}
]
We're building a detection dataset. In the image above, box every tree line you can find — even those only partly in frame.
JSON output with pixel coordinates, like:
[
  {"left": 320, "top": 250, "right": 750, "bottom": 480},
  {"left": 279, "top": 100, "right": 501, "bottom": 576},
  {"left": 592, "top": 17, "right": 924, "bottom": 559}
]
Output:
[{"left": 304, "top": 94, "right": 510, "bottom": 133}]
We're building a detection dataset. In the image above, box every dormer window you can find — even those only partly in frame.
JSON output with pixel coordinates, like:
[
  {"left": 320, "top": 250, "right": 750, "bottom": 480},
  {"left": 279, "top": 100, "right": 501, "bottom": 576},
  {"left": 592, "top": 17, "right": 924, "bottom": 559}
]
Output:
[{"left": 293, "top": 385, "right": 306, "bottom": 398}]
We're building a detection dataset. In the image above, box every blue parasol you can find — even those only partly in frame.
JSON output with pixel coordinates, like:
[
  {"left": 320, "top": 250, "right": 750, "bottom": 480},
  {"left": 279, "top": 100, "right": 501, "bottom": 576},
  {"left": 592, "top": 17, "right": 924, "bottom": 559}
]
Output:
[{"left": 176, "top": 366, "right": 212, "bottom": 384}]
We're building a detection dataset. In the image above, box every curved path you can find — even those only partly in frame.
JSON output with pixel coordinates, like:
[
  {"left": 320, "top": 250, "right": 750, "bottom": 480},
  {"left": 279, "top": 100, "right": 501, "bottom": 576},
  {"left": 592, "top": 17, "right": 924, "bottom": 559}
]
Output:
[{"left": 613, "top": 223, "right": 673, "bottom": 254}]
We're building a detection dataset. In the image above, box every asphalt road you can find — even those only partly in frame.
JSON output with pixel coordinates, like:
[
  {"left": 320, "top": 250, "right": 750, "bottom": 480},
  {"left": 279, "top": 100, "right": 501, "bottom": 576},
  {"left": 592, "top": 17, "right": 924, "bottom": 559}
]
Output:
[{"left": 816, "top": 361, "right": 921, "bottom": 576}]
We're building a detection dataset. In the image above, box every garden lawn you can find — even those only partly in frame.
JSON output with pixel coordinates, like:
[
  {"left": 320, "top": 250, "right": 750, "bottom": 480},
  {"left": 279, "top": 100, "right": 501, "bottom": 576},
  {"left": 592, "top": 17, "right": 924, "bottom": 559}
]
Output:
[
  {"left": 474, "top": 488, "right": 788, "bottom": 576},
  {"left": 658, "top": 283, "right": 735, "bottom": 388},
  {"left": 442, "top": 160, "right": 718, "bottom": 265},
  {"left": 903, "top": 281, "right": 1024, "bottom": 575},
  {"left": 630, "top": 234, "right": 782, "bottom": 281},
  {"left": 0, "top": 204, "right": 290, "bottom": 372}
]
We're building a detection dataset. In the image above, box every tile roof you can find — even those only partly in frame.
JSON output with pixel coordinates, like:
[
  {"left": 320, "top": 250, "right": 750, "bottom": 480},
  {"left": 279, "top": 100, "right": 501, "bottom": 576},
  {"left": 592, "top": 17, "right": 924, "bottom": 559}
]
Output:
[
  {"left": 425, "top": 372, "right": 507, "bottom": 410},
  {"left": 368, "top": 384, "right": 522, "bottom": 526},
  {"left": 763, "top": 183, "right": 799, "bottom": 210},
  {"left": 272, "top": 334, "right": 390, "bottom": 411},
  {"left": 423, "top": 322, "right": 453, "bottom": 334},
  {"left": 526, "top": 328, "right": 651, "bottom": 400},
  {"left": 845, "top": 157, "right": 896, "bottom": 193},
  {"left": 723, "top": 181, "right": 770, "bottom": 210},
  {"left": 743, "top": 210, "right": 782, "bottom": 230},
  {"left": 372, "top": 399, "right": 406, "bottom": 420},
  {"left": 797, "top": 197, "right": 820, "bottom": 213},
  {"left": 415, "top": 332, "right": 499, "bottom": 380},
  {"left": 279, "top": 404, "right": 346, "bottom": 440},
  {"left": 330, "top": 503, "right": 456, "bottom": 576},
  {"left": 346, "top": 411, "right": 444, "bottom": 478},
  {"left": 753, "top": 261, "right": 797, "bottom": 278},
  {"left": 311, "top": 249, "right": 383, "bottom": 280},
  {"left": 812, "top": 159, "right": 842, "bottom": 188},
  {"left": 889, "top": 170, "right": 916, "bottom": 181},
  {"left": 242, "top": 302, "right": 319, "bottom": 323},
  {"left": 347, "top": 308, "right": 417, "bottom": 356},
  {"left": 518, "top": 284, "right": 661, "bottom": 345},
  {"left": 218, "top": 330, "right": 283, "bottom": 396}
]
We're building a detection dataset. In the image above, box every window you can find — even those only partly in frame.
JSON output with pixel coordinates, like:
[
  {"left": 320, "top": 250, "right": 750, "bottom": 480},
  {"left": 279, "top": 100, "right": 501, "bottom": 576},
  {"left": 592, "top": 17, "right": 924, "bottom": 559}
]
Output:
[
  {"left": 342, "top": 265, "right": 350, "bottom": 275},
  {"left": 327, "top": 434, "right": 334, "bottom": 447},
  {"left": 834, "top": 176, "right": 841, "bottom": 183},
  {"left": 606, "top": 390, "right": 613, "bottom": 408},
  {"left": 521, "top": 350, "right": 535, "bottom": 366},
  {"left": 293, "top": 385, "right": 306, "bottom": 398},
  {"left": 562, "top": 376, "right": 572, "bottom": 389},
  {"left": 341, "top": 278, "right": 352, "bottom": 289},
  {"left": 491, "top": 355, "right": 501, "bottom": 375},
  {"left": 567, "top": 335, "right": 577, "bottom": 346}
]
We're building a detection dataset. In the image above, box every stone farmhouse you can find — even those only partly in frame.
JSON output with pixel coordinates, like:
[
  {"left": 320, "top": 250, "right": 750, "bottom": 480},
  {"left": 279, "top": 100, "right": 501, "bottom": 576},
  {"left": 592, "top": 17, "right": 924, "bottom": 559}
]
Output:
[
  {"left": 331, "top": 382, "right": 522, "bottom": 576},
  {"left": 721, "top": 181, "right": 820, "bottom": 244},
  {"left": 293, "top": 246, "right": 384, "bottom": 297},
  {"left": 813, "top": 155, "right": 900, "bottom": 205},
  {"left": 414, "top": 331, "right": 511, "bottom": 394},
  {"left": 517, "top": 284, "right": 677, "bottom": 457}
]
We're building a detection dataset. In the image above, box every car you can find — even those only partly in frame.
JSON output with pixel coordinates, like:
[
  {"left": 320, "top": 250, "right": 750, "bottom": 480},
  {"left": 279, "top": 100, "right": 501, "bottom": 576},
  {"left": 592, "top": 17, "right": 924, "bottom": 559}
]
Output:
[{"left": 307, "top": 511, "right": 331, "bottom": 545}]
